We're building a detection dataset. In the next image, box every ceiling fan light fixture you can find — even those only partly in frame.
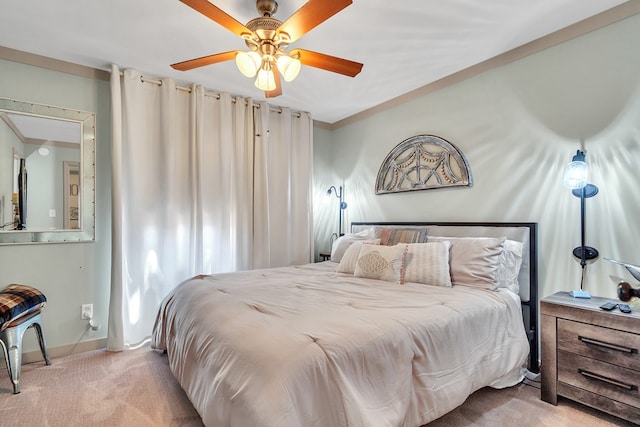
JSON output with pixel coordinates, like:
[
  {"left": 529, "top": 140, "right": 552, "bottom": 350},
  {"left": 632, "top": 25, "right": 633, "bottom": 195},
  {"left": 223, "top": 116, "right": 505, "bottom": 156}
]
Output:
[
  {"left": 276, "top": 54, "right": 301, "bottom": 82},
  {"left": 255, "top": 61, "right": 276, "bottom": 91},
  {"left": 174, "top": 0, "right": 364, "bottom": 97},
  {"left": 236, "top": 51, "right": 261, "bottom": 78},
  {"left": 236, "top": 51, "right": 262, "bottom": 77}
]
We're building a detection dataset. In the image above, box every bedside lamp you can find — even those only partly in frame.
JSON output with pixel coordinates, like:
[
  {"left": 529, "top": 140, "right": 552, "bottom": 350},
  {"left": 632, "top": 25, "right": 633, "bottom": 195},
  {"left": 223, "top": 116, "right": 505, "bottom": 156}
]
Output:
[
  {"left": 563, "top": 150, "right": 599, "bottom": 298},
  {"left": 327, "top": 185, "right": 348, "bottom": 237}
]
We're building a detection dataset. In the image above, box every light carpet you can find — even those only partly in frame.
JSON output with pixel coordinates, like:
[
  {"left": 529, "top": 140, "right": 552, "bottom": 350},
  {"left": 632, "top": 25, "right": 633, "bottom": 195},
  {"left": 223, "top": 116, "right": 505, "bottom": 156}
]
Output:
[{"left": 0, "top": 346, "right": 634, "bottom": 426}]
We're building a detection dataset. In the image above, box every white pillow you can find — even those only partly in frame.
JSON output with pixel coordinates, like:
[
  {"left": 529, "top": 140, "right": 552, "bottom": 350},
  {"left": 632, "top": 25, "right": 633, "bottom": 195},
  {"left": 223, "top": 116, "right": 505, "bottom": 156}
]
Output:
[
  {"left": 496, "top": 239, "right": 524, "bottom": 294},
  {"left": 330, "top": 228, "right": 375, "bottom": 263},
  {"left": 404, "top": 241, "right": 452, "bottom": 287},
  {"left": 337, "top": 239, "right": 381, "bottom": 274},
  {"left": 428, "top": 236, "right": 506, "bottom": 290},
  {"left": 354, "top": 244, "right": 407, "bottom": 284}
]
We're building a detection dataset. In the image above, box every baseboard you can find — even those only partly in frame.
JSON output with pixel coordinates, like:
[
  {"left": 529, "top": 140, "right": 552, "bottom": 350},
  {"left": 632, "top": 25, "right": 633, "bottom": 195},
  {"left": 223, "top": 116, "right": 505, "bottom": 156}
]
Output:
[{"left": 1, "top": 338, "right": 107, "bottom": 366}]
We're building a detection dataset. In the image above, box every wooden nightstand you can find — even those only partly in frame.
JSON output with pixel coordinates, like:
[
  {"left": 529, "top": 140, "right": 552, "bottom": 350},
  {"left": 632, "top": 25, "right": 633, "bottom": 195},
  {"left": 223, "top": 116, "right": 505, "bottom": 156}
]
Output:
[
  {"left": 541, "top": 291, "right": 640, "bottom": 423},
  {"left": 319, "top": 252, "right": 331, "bottom": 262}
]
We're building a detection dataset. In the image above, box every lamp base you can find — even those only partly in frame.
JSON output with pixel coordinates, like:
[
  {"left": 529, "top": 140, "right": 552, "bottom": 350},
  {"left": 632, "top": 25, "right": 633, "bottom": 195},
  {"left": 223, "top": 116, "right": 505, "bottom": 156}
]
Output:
[
  {"left": 573, "top": 246, "right": 599, "bottom": 261},
  {"left": 570, "top": 289, "right": 591, "bottom": 299}
]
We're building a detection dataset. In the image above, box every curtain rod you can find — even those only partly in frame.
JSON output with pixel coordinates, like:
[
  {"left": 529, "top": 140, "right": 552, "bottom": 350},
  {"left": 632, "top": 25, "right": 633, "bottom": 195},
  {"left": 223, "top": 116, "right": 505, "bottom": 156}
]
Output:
[{"left": 138, "top": 75, "right": 302, "bottom": 116}]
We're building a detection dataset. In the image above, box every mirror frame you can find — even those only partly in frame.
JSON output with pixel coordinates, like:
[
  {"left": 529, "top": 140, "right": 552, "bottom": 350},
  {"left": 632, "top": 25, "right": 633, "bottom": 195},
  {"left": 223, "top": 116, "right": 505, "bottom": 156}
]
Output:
[{"left": 0, "top": 97, "right": 95, "bottom": 244}]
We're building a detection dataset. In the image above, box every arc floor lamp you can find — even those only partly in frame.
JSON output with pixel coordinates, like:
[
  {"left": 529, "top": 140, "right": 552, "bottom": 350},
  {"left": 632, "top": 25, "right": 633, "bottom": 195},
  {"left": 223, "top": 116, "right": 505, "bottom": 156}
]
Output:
[{"left": 327, "top": 185, "right": 347, "bottom": 237}]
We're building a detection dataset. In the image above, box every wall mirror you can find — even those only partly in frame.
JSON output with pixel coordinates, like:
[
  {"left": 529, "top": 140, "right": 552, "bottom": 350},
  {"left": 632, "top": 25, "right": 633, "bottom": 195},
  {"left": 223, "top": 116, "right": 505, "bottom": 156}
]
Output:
[{"left": 0, "top": 97, "right": 95, "bottom": 244}]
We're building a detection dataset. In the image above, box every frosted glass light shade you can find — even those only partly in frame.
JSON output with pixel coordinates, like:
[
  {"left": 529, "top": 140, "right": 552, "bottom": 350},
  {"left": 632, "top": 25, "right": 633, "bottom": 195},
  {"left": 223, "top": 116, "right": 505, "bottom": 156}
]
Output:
[
  {"left": 235, "top": 51, "right": 261, "bottom": 78},
  {"left": 276, "top": 55, "right": 301, "bottom": 82},
  {"left": 563, "top": 160, "right": 588, "bottom": 189},
  {"left": 255, "top": 68, "right": 276, "bottom": 91}
]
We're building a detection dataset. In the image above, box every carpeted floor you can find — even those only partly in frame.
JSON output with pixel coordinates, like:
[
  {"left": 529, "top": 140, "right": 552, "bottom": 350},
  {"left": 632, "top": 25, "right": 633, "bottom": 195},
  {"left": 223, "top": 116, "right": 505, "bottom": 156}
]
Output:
[
  {"left": 0, "top": 346, "right": 203, "bottom": 426},
  {"left": 429, "top": 380, "right": 634, "bottom": 427},
  {"left": 0, "top": 346, "right": 634, "bottom": 426}
]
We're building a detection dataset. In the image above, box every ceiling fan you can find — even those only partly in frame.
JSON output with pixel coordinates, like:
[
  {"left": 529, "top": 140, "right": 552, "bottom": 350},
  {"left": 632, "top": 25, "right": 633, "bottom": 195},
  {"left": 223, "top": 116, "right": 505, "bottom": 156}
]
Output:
[{"left": 171, "top": 0, "right": 364, "bottom": 98}]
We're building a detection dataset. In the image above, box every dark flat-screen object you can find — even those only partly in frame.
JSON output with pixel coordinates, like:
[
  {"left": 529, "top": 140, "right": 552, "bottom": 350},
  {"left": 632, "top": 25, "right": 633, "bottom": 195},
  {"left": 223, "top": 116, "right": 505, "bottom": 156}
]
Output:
[{"left": 17, "top": 158, "right": 26, "bottom": 230}]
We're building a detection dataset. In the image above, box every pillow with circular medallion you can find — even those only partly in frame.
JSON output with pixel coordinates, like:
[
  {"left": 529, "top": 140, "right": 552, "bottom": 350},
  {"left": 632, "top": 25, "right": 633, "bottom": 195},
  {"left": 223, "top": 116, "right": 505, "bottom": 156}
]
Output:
[
  {"left": 337, "top": 239, "right": 381, "bottom": 274},
  {"left": 354, "top": 244, "right": 408, "bottom": 284}
]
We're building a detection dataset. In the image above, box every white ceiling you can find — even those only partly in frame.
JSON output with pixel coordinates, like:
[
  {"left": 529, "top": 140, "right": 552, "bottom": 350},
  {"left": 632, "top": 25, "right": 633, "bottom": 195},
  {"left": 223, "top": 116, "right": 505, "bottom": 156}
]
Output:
[
  {"left": 0, "top": 0, "right": 630, "bottom": 124},
  {"left": 5, "top": 113, "right": 81, "bottom": 144}
]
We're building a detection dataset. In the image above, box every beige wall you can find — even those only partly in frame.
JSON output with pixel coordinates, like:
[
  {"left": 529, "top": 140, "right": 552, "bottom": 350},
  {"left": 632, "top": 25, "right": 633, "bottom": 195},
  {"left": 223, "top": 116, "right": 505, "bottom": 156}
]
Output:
[
  {"left": 0, "top": 59, "right": 111, "bottom": 357},
  {"left": 314, "top": 13, "right": 640, "bottom": 301},
  {"left": 312, "top": 126, "right": 339, "bottom": 256}
]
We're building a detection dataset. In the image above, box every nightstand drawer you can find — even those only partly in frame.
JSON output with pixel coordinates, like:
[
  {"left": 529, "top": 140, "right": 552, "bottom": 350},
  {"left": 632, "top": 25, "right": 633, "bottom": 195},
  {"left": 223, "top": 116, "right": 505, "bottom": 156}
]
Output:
[
  {"left": 558, "top": 318, "right": 640, "bottom": 370},
  {"left": 559, "top": 350, "right": 640, "bottom": 409}
]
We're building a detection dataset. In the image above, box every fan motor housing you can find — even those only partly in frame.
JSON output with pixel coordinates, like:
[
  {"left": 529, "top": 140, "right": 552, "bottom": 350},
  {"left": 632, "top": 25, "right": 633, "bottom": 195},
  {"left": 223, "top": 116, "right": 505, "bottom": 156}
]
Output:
[
  {"left": 246, "top": 17, "right": 281, "bottom": 35},
  {"left": 245, "top": 16, "right": 286, "bottom": 51}
]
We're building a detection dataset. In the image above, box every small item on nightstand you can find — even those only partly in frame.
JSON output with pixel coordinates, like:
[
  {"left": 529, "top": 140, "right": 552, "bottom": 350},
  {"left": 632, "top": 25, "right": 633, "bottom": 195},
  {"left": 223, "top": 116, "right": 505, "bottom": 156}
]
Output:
[
  {"left": 617, "top": 281, "right": 640, "bottom": 302},
  {"left": 599, "top": 302, "right": 617, "bottom": 311},
  {"left": 569, "top": 289, "right": 591, "bottom": 299},
  {"left": 619, "top": 303, "right": 632, "bottom": 313}
]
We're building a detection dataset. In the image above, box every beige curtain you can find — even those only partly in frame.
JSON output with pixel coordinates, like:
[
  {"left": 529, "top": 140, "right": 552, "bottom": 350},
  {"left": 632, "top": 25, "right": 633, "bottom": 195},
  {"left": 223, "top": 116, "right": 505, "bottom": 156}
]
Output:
[
  {"left": 253, "top": 102, "right": 314, "bottom": 268},
  {"left": 108, "top": 65, "right": 313, "bottom": 350}
]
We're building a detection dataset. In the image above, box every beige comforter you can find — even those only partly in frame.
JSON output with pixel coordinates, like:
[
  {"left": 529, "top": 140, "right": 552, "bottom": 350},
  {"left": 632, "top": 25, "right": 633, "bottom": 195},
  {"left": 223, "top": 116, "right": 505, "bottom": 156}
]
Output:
[{"left": 151, "top": 262, "right": 529, "bottom": 427}]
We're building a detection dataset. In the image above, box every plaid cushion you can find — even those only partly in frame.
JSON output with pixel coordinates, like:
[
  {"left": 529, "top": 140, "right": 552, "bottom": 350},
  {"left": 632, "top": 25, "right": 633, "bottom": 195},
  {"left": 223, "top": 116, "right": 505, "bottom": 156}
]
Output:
[{"left": 0, "top": 284, "right": 47, "bottom": 327}]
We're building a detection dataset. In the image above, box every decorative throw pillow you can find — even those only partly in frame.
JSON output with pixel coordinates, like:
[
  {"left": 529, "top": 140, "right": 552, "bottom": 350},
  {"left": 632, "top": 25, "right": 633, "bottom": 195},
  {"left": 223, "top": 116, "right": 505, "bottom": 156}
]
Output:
[
  {"left": 354, "top": 244, "right": 407, "bottom": 284},
  {"left": 496, "top": 239, "right": 524, "bottom": 294},
  {"left": 429, "top": 236, "right": 506, "bottom": 290},
  {"left": 404, "top": 241, "right": 452, "bottom": 287},
  {"left": 379, "top": 227, "right": 429, "bottom": 246},
  {"left": 330, "top": 228, "right": 375, "bottom": 263},
  {"left": 0, "top": 284, "right": 47, "bottom": 328},
  {"left": 337, "top": 239, "right": 381, "bottom": 274}
]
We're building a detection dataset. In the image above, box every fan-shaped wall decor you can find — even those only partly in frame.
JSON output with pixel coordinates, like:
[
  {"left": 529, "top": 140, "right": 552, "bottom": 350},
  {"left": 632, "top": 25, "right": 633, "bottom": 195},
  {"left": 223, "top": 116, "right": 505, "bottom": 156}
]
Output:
[{"left": 375, "top": 134, "right": 472, "bottom": 195}]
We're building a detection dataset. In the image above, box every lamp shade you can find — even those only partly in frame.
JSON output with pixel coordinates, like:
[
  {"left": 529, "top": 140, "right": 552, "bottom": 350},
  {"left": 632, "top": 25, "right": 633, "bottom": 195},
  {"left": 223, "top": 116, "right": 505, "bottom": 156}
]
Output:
[
  {"left": 563, "top": 150, "right": 588, "bottom": 189},
  {"left": 255, "top": 67, "right": 276, "bottom": 91},
  {"left": 276, "top": 55, "right": 301, "bottom": 82},
  {"left": 235, "top": 51, "right": 261, "bottom": 78}
]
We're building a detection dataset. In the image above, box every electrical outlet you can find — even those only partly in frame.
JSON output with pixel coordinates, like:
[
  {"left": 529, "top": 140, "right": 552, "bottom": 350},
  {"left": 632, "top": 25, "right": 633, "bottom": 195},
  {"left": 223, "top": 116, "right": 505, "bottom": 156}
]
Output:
[{"left": 81, "top": 304, "right": 93, "bottom": 320}]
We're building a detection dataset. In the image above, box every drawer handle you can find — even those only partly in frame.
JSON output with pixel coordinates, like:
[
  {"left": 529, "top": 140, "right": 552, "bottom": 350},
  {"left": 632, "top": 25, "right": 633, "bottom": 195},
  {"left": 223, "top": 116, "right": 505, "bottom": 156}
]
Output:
[
  {"left": 578, "top": 336, "right": 638, "bottom": 354},
  {"left": 578, "top": 369, "right": 638, "bottom": 391}
]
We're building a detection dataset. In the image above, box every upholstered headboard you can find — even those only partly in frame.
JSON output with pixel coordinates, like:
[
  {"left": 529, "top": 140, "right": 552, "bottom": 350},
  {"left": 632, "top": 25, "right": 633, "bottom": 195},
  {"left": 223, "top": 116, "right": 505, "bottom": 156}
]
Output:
[{"left": 350, "top": 221, "right": 539, "bottom": 373}]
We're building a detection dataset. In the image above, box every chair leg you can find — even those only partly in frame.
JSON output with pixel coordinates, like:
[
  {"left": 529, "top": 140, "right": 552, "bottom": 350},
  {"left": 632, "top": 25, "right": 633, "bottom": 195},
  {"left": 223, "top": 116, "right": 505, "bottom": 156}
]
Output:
[
  {"left": 32, "top": 322, "right": 51, "bottom": 365},
  {"left": 0, "top": 313, "right": 51, "bottom": 394},
  {"left": 0, "top": 328, "right": 24, "bottom": 394},
  {"left": 0, "top": 340, "right": 16, "bottom": 393}
]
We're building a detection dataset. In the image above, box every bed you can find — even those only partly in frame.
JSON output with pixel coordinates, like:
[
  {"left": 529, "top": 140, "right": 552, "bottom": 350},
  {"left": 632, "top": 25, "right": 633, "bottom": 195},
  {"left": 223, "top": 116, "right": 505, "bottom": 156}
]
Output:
[{"left": 151, "top": 222, "right": 538, "bottom": 426}]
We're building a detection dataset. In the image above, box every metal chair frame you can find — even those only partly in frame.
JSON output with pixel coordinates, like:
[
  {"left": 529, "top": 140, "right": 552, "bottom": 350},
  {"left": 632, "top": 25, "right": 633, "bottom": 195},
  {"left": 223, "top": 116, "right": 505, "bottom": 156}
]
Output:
[{"left": 0, "top": 311, "right": 51, "bottom": 393}]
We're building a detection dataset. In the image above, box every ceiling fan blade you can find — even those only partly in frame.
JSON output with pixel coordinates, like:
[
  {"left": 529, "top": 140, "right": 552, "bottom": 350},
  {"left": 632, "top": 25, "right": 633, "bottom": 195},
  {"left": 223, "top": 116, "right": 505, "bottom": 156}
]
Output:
[
  {"left": 265, "top": 65, "right": 283, "bottom": 98},
  {"left": 171, "top": 51, "right": 240, "bottom": 71},
  {"left": 291, "top": 49, "right": 363, "bottom": 77},
  {"left": 277, "top": 0, "right": 352, "bottom": 43},
  {"left": 180, "top": 0, "right": 252, "bottom": 37}
]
